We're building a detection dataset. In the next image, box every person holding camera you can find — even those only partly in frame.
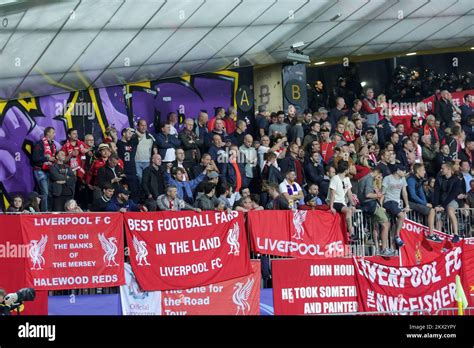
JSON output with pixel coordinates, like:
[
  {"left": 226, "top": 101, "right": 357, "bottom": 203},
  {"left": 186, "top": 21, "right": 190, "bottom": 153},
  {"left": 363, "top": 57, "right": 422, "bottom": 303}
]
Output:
[{"left": 0, "top": 288, "right": 36, "bottom": 315}]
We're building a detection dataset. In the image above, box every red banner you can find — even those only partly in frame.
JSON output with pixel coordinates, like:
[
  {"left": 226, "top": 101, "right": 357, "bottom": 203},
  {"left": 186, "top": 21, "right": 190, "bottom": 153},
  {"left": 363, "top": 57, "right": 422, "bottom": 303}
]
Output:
[
  {"left": 423, "top": 89, "right": 474, "bottom": 112},
  {"left": 462, "top": 238, "right": 474, "bottom": 307},
  {"left": 400, "top": 219, "right": 454, "bottom": 266},
  {"left": 124, "top": 211, "right": 252, "bottom": 291},
  {"left": 0, "top": 215, "right": 48, "bottom": 315},
  {"left": 161, "top": 260, "right": 260, "bottom": 315},
  {"left": 247, "top": 210, "right": 347, "bottom": 259},
  {"left": 272, "top": 258, "right": 357, "bottom": 315},
  {"left": 21, "top": 213, "right": 125, "bottom": 290},
  {"left": 354, "top": 247, "right": 463, "bottom": 315}
]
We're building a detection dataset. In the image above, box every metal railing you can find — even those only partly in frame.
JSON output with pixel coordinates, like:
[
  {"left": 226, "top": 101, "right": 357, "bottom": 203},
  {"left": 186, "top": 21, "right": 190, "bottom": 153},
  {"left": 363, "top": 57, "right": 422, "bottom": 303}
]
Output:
[
  {"left": 323, "top": 309, "right": 431, "bottom": 316},
  {"left": 434, "top": 307, "right": 474, "bottom": 315}
]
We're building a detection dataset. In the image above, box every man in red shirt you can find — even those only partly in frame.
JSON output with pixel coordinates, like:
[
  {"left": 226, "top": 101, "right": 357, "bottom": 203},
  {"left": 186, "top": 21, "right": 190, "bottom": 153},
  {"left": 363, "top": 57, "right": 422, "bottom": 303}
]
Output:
[{"left": 320, "top": 128, "right": 336, "bottom": 165}]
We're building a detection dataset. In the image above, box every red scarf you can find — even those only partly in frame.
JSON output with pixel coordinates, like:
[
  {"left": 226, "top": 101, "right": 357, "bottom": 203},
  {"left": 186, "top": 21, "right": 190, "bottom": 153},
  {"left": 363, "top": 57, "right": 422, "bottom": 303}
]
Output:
[
  {"left": 423, "top": 124, "right": 439, "bottom": 143},
  {"left": 41, "top": 137, "right": 57, "bottom": 171},
  {"left": 62, "top": 139, "right": 88, "bottom": 179},
  {"left": 231, "top": 160, "right": 242, "bottom": 192}
]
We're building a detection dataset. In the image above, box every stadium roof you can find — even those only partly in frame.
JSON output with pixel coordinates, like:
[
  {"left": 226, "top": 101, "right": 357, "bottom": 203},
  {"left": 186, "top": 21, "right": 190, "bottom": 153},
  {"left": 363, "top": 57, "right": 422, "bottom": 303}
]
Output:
[{"left": 0, "top": 0, "right": 473, "bottom": 99}]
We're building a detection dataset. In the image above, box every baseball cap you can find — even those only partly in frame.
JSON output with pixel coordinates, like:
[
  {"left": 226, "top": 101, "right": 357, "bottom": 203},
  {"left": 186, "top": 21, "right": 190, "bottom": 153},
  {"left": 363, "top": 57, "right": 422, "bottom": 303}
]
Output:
[
  {"left": 207, "top": 171, "right": 220, "bottom": 179},
  {"left": 98, "top": 143, "right": 110, "bottom": 150}
]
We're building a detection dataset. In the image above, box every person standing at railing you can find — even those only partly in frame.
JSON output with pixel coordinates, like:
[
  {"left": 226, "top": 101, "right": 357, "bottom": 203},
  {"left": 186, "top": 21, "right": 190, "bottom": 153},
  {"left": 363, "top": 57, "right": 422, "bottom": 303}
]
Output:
[
  {"left": 328, "top": 160, "right": 358, "bottom": 242},
  {"left": 406, "top": 163, "right": 442, "bottom": 242},
  {"left": 357, "top": 167, "right": 392, "bottom": 256},
  {"left": 382, "top": 164, "right": 411, "bottom": 248},
  {"left": 433, "top": 162, "right": 464, "bottom": 243}
]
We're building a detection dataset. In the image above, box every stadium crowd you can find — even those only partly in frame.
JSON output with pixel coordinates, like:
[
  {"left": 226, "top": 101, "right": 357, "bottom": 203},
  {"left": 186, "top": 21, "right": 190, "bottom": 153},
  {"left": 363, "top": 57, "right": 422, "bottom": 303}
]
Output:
[{"left": 5, "top": 69, "right": 474, "bottom": 259}]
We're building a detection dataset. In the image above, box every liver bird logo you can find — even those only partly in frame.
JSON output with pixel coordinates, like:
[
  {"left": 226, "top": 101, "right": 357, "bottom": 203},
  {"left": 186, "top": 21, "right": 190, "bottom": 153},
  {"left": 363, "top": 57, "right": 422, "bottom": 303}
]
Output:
[
  {"left": 29, "top": 235, "right": 48, "bottom": 270},
  {"left": 232, "top": 277, "right": 254, "bottom": 315},
  {"left": 292, "top": 210, "right": 308, "bottom": 240},
  {"left": 132, "top": 235, "right": 151, "bottom": 266},
  {"left": 227, "top": 222, "right": 240, "bottom": 256},
  {"left": 98, "top": 233, "right": 119, "bottom": 267}
]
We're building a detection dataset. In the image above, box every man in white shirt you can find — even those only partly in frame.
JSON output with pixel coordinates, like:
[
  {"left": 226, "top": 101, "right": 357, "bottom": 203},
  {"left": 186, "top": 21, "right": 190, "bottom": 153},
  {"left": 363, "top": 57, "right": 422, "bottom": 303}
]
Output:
[
  {"left": 279, "top": 170, "right": 304, "bottom": 208},
  {"left": 328, "top": 160, "right": 357, "bottom": 241}
]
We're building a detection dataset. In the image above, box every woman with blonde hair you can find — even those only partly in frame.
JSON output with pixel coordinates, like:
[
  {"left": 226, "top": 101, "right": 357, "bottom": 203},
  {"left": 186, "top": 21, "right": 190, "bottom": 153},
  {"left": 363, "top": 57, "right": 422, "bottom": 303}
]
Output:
[
  {"left": 343, "top": 121, "right": 356, "bottom": 143},
  {"left": 64, "top": 199, "right": 83, "bottom": 213}
]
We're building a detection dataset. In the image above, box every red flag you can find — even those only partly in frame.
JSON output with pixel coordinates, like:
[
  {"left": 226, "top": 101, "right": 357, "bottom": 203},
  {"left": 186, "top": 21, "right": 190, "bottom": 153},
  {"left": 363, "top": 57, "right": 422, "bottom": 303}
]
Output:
[
  {"left": 248, "top": 210, "right": 347, "bottom": 259},
  {"left": 161, "top": 260, "right": 260, "bottom": 315},
  {"left": 400, "top": 219, "right": 454, "bottom": 266},
  {"left": 0, "top": 215, "right": 48, "bottom": 315},
  {"left": 21, "top": 213, "right": 125, "bottom": 290},
  {"left": 353, "top": 247, "right": 463, "bottom": 315},
  {"left": 124, "top": 211, "right": 252, "bottom": 291}
]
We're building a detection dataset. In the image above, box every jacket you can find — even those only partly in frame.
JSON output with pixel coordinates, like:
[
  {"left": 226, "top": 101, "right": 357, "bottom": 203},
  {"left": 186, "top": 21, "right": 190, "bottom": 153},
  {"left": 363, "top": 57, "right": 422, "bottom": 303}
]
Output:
[
  {"left": 406, "top": 174, "right": 427, "bottom": 205},
  {"left": 155, "top": 133, "right": 181, "bottom": 159},
  {"left": 194, "top": 193, "right": 220, "bottom": 210},
  {"left": 178, "top": 129, "right": 202, "bottom": 161},
  {"left": 164, "top": 171, "right": 205, "bottom": 204},
  {"left": 219, "top": 161, "right": 248, "bottom": 190},
  {"left": 106, "top": 197, "right": 140, "bottom": 212},
  {"left": 433, "top": 174, "right": 464, "bottom": 208},
  {"left": 156, "top": 194, "right": 195, "bottom": 211},
  {"left": 49, "top": 163, "right": 76, "bottom": 197},
  {"left": 97, "top": 165, "right": 125, "bottom": 190},
  {"left": 141, "top": 165, "right": 166, "bottom": 199}
]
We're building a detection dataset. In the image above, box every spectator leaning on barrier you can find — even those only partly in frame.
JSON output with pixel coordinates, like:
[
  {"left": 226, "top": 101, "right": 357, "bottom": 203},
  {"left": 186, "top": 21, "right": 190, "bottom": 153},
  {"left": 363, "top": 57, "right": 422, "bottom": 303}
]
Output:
[
  {"left": 106, "top": 186, "right": 145, "bottom": 213},
  {"left": 24, "top": 192, "right": 41, "bottom": 213},
  {"left": 406, "top": 163, "right": 442, "bottom": 242},
  {"left": 382, "top": 164, "right": 411, "bottom": 248},
  {"left": 90, "top": 183, "right": 115, "bottom": 212},
  {"left": 263, "top": 182, "right": 289, "bottom": 210},
  {"left": 7, "top": 194, "right": 26, "bottom": 213},
  {"left": 194, "top": 182, "right": 222, "bottom": 211},
  {"left": 279, "top": 170, "right": 304, "bottom": 209},
  {"left": 156, "top": 185, "right": 201, "bottom": 212},
  {"left": 64, "top": 199, "right": 83, "bottom": 213},
  {"left": 32, "top": 126, "right": 57, "bottom": 212}
]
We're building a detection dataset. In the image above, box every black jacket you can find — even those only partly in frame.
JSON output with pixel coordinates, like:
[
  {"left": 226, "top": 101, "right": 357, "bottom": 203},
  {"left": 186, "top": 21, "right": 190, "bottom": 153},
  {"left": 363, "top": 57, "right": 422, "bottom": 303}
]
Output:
[
  {"left": 90, "top": 195, "right": 111, "bottom": 212},
  {"left": 434, "top": 98, "right": 455, "bottom": 127},
  {"left": 141, "top": 165, "right": 166, "bottom": 199},
  {"left": 97, "top": 165, "right": 125, "bottom": 190},
  {"left": 49, "top": 163, "right": 76, "bottom": 197},
  {"left": 178, "top": 129, "right": 202, "bottom": 161},
  {"left": 219, "top": 162, "right": 248, "bottom": 190},
  {"left": 433, "top": 174, "right": 464, "bottom": 208},
  {"left": 303, "top": 159, "right": 325, "bottom": 186}
]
